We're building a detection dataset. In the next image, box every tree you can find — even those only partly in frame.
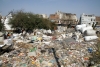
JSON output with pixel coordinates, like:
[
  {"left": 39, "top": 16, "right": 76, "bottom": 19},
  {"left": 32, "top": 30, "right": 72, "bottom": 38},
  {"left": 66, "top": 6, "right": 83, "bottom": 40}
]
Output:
[
  {"left": 9, "top": 10, "right": 35, "bottom": 30},
  {"left": 0, "top": 17, "right": 4, "bottom": 31},
  {"left": 9, "top": 10, "right": 57, "bottom": 31}
]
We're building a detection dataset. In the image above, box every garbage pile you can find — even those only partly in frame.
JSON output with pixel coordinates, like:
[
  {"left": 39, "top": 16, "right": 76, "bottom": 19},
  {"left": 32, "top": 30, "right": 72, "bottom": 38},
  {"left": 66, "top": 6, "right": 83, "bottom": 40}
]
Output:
[
  {"left": 76, "top": 24, "right": 98, "bottom": 41},
  {"left": 0, "top": 28, "right": 99, "bottom": 67}
]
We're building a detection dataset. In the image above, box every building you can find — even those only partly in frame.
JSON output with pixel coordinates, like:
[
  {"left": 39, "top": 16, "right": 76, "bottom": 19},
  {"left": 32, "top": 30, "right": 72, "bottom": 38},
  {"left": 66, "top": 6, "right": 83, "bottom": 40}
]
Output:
[
  {"left": 49, "top": 11, "right": 78, "bottom": 25},
  {"left": 79, "top": 13, "right": 96, "bottom": 26},
  {"left": 36, "top": 14, "right": 48, "bottom": 19},
  {"left": 3, "top": 13, "right": 12, "bottom": 31},
  {"left": 57, "top": 11, "right": 78, "bottom": 25},
  {"left": 96, "top": 16, "right": 100, "bottom": 25},
  {"left": 42, "top": 14, "right": 48, "bottom": 19},
  {"left": 49, "top": 14, "right": 59, "bottom": 23}
]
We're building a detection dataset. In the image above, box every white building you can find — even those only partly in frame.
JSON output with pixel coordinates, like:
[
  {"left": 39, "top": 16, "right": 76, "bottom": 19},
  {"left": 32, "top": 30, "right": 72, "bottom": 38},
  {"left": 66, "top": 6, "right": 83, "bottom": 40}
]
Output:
[
  {"left": 79, "top": 13, "right": 96, "bottom": 26},
  {"left": 42, "top": 14, "right": 48, "bottom": 19},
  {"left": 2, "top": 13, "right": 12, "bottom": 30},
  {"left": 56, "top": 11, "right": 78, "bottom": 25}
]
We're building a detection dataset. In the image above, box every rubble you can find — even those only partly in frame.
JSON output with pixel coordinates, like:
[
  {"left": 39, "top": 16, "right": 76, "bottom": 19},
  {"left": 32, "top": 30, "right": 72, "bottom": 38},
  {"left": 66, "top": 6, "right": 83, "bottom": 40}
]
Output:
[{"left": 0, "top": 27, "right": 100, "bottom": 67}]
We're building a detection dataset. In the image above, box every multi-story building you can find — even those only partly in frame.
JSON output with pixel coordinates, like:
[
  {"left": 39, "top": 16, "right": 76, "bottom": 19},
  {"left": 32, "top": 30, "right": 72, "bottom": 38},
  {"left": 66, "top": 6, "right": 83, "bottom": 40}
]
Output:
[
  {"left": 36, "top": 14, "right": 48, "bottom": 19},
  {"left": 79, "top": 13, "right": 96, "bottom": 26},
  {"left": 49, "top": 11, "right": 78, "bottom": 25}
]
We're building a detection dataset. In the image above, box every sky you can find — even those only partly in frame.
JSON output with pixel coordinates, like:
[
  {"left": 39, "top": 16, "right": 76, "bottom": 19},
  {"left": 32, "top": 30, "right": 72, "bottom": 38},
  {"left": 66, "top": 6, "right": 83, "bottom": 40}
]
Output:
[{"left": 0, "top": 0, "right": 100, "bottom": 18}]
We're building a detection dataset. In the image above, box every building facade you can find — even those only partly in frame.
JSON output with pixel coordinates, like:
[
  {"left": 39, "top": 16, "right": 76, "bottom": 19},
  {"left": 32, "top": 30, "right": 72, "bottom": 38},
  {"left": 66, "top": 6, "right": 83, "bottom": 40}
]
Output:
[
  {"left": 79, "top": 13, "right": 96, "bottom": 26},
  {"left": 49, "top": 11, "right": 78, "bottom": 25},
  {"left": 58, "top": 11, "right": 77, "bottom": 25},
  {"left": 41, "top": 14, "right": 48, "bottom": 19},
  {"left": 37, "top": 14, "right": 48, "bottom": 19},
  {"left": 49, "top": 14, "right": 59, "bottom": 23}
]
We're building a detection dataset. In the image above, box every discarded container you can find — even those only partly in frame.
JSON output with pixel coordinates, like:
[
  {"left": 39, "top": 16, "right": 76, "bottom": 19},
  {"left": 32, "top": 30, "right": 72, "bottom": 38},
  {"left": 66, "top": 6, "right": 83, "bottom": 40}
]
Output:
[
  {"left": 84, "top": 36, "right": 98, "bottom": 41},
  {"left": 81, "top": 26, "right": 93, "bottom": 33},
  {"left": 84, "top": 29, "right": 97, "bottom": 36},
  {"left": 76, "top": 24, "right": 86, "bottom": 31}
]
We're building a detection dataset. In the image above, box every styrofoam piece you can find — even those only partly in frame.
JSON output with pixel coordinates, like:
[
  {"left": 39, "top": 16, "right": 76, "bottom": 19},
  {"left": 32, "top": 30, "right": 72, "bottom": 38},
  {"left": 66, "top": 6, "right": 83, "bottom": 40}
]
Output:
[
  {"left": 7, "top": 39, "right": 13, "bottom": 45},
  {"left": 13, "top": 34, "right": 19, "bottom": 37},
  {"left": 84, "top": 36, "right": 98, "bottom": 41},
  {"left": 22, "top": 31, "right": 26, "bottom": 35},
  {"left": 0, "top": 32, "right": 3, "bottom": 36},
  {"left": 76, "top": 24, "right": 86, "bottom": 31},
  {"left": 43, "top": 30, "right": 47, "bottom": 34},
  {"left": 42, "top": 41, "right": 51, "bottom": 45},
  {"left": 4, "top": 39, "right": 12, "bottom": 45},
  {"left": 37, "top": 32, "right": 41, "bottom": 35},
  {"left": 28, "top": 52, "right": 36, "bottom": 57},
  {"left": 84, "top": 29, "right": 96, "bottom": 36},
  {"left": 61, "top": 34, "right": 66, "bottom": 38},
  {"left": 74, "top": 32, "right": 81, "bottom": 36},
  {"left": 56, "top": 38, "right": 63, "bottom": 41},
  {"left": 0, "top": 45, "right": 4, "bottom": 47},
  {"left": 42, "top": 35, "right": 47, "bottom": 38},
  {"left": 0, "top": 37, "right": 4, "bottom": 42},
  {"left": 68, "top": 33, "right": 73, "bottom": 37},
  {"left": 16, "top": 40, "right": 23, "bottom": 43},
  {"left": 81, "top": 26, "right": 93, "bottom": 33},
  {"left": 0, "top": 60, "right": 2, "bottom": 64},
  {"left": 42, "top": 35, "right": 52, "bottom": 40},
  {"left": 47, "top": 29, "right": 52, "bottom": 33},
  {"left": 3, "top": 39, "right": 8, "bottom": 45},
  {"left": 13, "top": 37, "right": 19, "bottom": 40}
]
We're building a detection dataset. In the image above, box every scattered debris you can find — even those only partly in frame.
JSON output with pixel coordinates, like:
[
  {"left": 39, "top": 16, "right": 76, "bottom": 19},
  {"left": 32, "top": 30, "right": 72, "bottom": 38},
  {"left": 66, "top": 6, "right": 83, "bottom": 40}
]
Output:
[{"left": 0, "top": 27, "right": 99, "bottom": 67}]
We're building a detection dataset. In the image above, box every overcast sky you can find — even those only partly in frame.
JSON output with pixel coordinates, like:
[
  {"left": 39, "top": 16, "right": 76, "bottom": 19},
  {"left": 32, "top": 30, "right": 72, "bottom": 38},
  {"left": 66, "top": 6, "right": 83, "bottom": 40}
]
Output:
[{"left": 0, "top": 0, "right": 100, "bottom": 18}]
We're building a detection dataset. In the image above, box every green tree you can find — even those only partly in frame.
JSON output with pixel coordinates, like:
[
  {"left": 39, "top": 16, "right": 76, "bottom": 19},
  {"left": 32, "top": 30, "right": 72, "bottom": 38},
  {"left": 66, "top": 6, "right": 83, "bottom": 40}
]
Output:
[
  {"left": 9, "top": 10, "right": 57, "bottom": 31},
  {"left": 0, "top": 17, "right": 4, "bottom": 31}
]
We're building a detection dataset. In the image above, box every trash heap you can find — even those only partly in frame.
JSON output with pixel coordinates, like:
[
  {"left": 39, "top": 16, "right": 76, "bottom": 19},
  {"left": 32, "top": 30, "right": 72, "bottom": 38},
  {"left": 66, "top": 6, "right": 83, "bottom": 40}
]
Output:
[{"left": 0, "top": 28, "right": 99, "bottom": 67}]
